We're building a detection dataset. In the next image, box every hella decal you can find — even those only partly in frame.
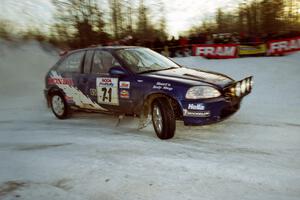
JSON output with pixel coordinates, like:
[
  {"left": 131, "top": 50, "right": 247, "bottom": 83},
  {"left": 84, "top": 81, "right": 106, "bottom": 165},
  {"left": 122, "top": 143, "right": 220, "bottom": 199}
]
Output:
[{"left": 188, "top": 103, "right": 205, "bottom": 110}]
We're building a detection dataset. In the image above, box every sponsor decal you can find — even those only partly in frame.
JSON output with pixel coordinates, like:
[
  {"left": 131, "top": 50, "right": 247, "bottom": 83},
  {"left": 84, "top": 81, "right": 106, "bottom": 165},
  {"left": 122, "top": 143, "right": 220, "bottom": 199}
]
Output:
[
  {"left": 98, "top": 78, "right": 114, "bottom": 87},
  {"left": 188, "top": 103, "right": 205, "bottom": 110},
  {"left": 153, "top": 82, "right": 173, "bottom": 91},
  {"left": 120, "top": 89, "right": 130, "bottom": 99},
  {"left": 238, "top": 44, "right": 267, "bottom": 55},
  {"left": 193, "top": 44, "right": 238, "bottom": 59},
  {"left": 90, "top": 88, "right": 97, "bottom": 96},
  {"left": 49, "top": 71, "right": 106, "bottom": 110},
  {"left": 267, "top": 37, "right": 300, "bottom": 55},
  {"left": 119, "top": 81, "right": 130, "bottom": 89},
  {"left": 48, "top": 78, "right": 74, "bottom": 86},
  {"left": 183, "top": 109, "right": 210, "bottom": 118}
]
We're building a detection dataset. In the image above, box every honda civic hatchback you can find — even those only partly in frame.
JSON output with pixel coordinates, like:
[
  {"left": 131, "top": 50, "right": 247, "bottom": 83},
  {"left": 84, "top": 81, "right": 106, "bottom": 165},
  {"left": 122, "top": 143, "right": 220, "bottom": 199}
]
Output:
[{"left": 44, "top": 46, "right": 253, "bottom": 139}]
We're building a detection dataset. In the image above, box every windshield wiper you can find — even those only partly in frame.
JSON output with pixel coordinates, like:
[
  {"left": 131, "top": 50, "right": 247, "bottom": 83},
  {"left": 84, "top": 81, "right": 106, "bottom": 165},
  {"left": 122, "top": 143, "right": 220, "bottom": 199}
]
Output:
[
  {"left": 138, "top": 67, "right": 178, "bottom": 74},
  {"left": 160, "top": 67, "right": 178, "bottom": 71},
  {"left": 138, "top": 69, "right": 163, "bottom": 74}
]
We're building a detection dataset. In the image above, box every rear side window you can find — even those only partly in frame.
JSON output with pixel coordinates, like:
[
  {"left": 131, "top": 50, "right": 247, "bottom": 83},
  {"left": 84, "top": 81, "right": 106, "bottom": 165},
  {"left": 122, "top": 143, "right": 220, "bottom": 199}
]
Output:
[
  {"left": 83, "top": 50, "right": 94, "bottom": 74},
  {"left": 57, "top": 51, "right": 85, "bottom": 73}
]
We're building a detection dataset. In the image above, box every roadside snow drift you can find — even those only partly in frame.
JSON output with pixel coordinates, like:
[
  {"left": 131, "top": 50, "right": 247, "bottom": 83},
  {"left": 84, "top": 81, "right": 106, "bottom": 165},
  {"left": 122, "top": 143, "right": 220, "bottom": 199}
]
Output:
[{"left": 0, "top": 41, "right": 300, "bottom": 200}]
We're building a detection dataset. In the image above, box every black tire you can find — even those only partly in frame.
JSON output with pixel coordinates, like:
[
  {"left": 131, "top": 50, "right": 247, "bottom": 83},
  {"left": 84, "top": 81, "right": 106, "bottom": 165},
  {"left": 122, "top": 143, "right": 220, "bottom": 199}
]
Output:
[
  {"left": 151, "top": 98, "right": 176, "bottom": 139},
  {"left": 50, "top": 92, "right": 70, "bottom": 119}
]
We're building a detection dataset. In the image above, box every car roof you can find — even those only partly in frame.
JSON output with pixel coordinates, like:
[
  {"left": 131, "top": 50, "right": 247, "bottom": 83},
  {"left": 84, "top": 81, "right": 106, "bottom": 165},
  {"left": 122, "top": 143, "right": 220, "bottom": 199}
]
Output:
[{"left": 67, "top": 46, "right": 145, "bottom": 54}]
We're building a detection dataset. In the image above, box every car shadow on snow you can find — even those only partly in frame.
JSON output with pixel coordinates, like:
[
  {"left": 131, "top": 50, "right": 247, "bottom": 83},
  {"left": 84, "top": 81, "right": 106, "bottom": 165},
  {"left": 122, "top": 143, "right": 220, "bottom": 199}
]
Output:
[{"left": 61, "top": 111, "right": 229, "bottom": 141}]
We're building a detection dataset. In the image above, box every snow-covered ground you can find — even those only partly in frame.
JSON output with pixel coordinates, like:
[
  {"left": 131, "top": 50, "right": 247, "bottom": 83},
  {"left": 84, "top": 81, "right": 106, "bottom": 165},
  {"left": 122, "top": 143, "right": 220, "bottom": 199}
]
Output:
[{"left": 0, "top": 42, "right": 299, "bottom": 200}]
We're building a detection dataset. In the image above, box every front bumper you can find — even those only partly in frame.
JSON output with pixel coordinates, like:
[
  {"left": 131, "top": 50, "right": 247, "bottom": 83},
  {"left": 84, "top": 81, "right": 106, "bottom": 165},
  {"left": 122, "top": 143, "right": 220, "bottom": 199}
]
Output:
[
  {"left": 182, "top": 76, "right": 252, "bottom": 126},
  {"left": 181, "top": 96, "right": 241, "bottom": 126}
]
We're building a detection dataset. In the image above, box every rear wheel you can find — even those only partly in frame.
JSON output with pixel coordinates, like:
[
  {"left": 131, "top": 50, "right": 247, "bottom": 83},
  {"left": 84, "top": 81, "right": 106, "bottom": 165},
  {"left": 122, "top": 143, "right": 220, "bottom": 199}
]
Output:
[
  {"left": 152, "top": 98, "right": 176, "bottom": 139},
  {"left": 50, "top": 92, "right": 69, "bottom": 119}
]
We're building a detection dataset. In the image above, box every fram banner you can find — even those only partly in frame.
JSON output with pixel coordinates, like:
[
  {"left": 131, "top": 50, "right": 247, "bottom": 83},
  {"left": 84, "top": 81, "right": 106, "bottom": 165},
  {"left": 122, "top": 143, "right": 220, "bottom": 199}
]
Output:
[
  {"left": 267, "top": 36, "right": 300, "bottom": 55},
  {"left": 192, "top": 44, "right": 238, "bottom": 59}
]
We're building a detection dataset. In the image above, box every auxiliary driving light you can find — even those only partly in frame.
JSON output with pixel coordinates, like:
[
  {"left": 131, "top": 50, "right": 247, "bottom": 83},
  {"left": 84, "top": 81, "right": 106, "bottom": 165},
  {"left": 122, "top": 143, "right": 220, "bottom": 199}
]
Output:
[
  {"left": 246, "top": 78, "right": 251, "bottom": 91},
  {"left": 235, "top": 82, "right": 241, "bottom": 97},
  {"left": 241, "top": 80, "right": 246, "bottom": 93}
]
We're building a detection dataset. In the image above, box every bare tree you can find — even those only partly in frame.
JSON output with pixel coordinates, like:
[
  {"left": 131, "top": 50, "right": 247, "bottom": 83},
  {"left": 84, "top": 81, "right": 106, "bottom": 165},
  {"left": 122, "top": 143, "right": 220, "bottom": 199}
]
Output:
[
  {"left": 0, "top": 20, "right": 13, "bottom": 40},
  {"left": 51, "top": 0, "right": 108, "bottom": 48},
  {"left": 109, "top": 0, "right": 125, "bottom": 39}
]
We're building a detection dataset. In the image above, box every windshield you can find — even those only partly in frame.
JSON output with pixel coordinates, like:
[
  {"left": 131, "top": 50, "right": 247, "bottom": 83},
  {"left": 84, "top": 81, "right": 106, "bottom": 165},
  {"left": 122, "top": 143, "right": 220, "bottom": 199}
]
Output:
[{"left": 115, "top": 48, "right": 180, "bottom": 73}]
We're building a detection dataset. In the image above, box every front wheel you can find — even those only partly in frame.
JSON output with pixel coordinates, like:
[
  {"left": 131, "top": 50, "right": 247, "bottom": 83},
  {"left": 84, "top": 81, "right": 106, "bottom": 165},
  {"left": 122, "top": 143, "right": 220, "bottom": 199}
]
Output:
[
  {"left": 50, "top": 92, "right": 69, "bottom": 119},
  {"left": 152, "top": 98, "right": 176, "bottom": 139}
]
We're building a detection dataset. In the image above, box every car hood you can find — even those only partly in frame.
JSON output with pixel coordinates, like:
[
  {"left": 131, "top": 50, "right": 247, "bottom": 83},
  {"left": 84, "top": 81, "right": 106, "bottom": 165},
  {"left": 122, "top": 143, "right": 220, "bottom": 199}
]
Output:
[{"left": 142, "top": 67, "right": 234, "bottom": 87}]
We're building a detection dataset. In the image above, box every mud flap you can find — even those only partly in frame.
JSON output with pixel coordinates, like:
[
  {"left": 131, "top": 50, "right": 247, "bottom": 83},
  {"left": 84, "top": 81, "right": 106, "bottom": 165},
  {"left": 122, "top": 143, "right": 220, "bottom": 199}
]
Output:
[{"left": 138, "top": 100, "right": 151, "bottom": 129}]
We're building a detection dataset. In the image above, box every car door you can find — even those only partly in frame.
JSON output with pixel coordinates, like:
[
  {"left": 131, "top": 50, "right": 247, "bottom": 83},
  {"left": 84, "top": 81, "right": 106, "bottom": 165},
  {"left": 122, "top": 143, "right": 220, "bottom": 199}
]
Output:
[
  {"left": 86, "top": 50, "right": 134, "bottom": 113},
  {"left": 77, "top": 50, "right": 94, "bottom": 97}
]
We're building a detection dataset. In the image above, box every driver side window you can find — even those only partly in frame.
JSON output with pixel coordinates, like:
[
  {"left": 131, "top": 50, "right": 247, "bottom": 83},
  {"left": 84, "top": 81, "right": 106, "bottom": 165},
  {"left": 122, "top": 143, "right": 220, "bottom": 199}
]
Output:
[{"left": 92, "top": 51, "right": 120, "bottom": 74}]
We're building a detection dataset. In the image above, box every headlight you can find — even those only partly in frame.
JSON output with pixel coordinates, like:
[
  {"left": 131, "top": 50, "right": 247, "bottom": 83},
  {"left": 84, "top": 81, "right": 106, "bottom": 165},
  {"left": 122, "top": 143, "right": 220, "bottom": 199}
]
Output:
[{"left": 186, "top": 86, "right": 221, "bottom": 99}]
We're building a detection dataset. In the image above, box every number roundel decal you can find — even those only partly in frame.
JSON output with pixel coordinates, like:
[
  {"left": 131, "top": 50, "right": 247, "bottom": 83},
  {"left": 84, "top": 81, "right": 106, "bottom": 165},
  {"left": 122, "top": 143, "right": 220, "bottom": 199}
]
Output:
[{"left": 96, "top": 77, "right": 119, "bottom": 105}]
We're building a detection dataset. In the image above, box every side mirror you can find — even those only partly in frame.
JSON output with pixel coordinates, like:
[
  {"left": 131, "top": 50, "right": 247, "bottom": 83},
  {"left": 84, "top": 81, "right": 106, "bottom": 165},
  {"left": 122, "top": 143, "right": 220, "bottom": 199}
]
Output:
[{"left": 109, "top": 66, "right": 127, "bottom": 77}]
